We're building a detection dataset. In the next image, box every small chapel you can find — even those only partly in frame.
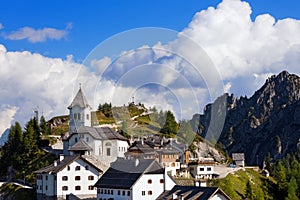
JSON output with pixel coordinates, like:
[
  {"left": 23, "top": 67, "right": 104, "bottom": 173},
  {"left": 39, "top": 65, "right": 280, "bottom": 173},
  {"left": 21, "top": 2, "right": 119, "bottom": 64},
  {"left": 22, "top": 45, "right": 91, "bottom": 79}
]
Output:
[{"left": 62, "top": 86, "right": 129, "bottom": 165}]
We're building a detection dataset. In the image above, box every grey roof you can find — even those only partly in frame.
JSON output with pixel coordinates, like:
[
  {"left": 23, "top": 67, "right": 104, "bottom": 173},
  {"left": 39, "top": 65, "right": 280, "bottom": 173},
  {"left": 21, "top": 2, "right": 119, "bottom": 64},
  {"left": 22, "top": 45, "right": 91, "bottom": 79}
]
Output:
[
  {"left": 232, "top": 153, "right": 245, "bottom": 161},
  {"left": 72, "top": 126, "right": 128, "bottom": 141},
  {"left": 34, "top": 155, "right": 103, "bottom": 174},
  {"left": 94, "top": 158, "right": 164, "bottom": 189},
  {"left": 69, "top": 139, "right": 93, "bottom": 151},
  {"left": 156, "top": 185, "right": 231, "bottom": 200},
  {"left": 68, "top": 88, "right": 91, "bottom": 109},
  {"left": 127, "top": 141, "right": 158, "bottom": 154}
]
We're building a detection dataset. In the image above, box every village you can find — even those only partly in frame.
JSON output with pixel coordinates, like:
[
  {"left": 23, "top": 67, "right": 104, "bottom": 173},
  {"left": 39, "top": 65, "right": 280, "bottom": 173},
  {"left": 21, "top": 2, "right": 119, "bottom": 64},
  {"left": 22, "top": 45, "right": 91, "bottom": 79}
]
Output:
[{"left": 32, "top": 87, "right": 260, "bottom": 200}]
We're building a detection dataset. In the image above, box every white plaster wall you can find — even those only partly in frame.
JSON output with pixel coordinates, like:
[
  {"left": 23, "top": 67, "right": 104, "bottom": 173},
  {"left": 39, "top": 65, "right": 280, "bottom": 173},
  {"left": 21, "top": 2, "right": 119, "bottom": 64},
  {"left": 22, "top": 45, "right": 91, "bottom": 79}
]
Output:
[
  {"left": 117, "top": 140, "right": 129, "bottom": 157},
  {"left": 211, "top": 193, "right": 229, "bottom": 200},
  {"left": 97, "top": 188, "right": 132, "bottom": 200},
  {"left": 56, "top": 159, "right": 100, "bottom": 199},
  {"left": 132, "top": 174, "right": 164, "bottom": 200}
]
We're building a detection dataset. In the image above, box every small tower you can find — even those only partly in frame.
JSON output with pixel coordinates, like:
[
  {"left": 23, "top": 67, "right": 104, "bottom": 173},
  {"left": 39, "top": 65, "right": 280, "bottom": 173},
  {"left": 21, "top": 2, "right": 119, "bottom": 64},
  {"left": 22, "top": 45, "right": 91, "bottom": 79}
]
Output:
[{"left": 68, "top": 86, "right": 92, "bottom": 133}]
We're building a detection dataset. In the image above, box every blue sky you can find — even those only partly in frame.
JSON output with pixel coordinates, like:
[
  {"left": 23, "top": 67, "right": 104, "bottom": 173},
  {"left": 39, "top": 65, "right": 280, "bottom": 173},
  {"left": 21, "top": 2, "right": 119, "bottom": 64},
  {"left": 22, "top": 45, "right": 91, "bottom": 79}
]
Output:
[
  {"left": 0, "top": 0, "right": 299, "bottom": 60},
  {"left": 1, "top": 0, "right": 300, "bottom": 135}
]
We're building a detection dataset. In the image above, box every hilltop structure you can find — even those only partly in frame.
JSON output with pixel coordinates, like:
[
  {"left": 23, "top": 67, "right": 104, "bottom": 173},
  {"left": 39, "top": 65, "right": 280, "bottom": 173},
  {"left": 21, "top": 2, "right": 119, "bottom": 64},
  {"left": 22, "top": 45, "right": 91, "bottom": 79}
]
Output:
[{"left": 62, "top": 87, "right": 129, "bottom": 165}]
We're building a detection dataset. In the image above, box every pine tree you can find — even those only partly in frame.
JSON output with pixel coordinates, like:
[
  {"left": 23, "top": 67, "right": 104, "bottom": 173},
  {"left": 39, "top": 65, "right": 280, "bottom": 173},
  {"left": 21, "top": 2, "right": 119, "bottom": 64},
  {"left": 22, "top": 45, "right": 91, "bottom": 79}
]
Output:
[
  {"left": 285, "top": 177, "right": 299, "bottom": 200},
  {"left": 160, "top": 110, "right": 178, "bottom": 137},
  {"left": 245, "top": 180, "right": 253, "bottom": 200}
]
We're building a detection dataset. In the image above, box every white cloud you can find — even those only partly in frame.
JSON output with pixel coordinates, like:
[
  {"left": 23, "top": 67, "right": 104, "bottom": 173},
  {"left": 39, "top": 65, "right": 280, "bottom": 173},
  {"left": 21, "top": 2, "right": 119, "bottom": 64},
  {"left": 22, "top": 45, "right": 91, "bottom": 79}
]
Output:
[
  {"left": 0, "top": 105, "right": 18, "bottom": 136},
  {"left": 0, "top": 23, "right": 4, "bottom": 30},
  {"left": 2, "top": 0, "right": 300, "bottom": 135},
  {"left": 5, "top": 24, "right": 71, "bottom": 43}
]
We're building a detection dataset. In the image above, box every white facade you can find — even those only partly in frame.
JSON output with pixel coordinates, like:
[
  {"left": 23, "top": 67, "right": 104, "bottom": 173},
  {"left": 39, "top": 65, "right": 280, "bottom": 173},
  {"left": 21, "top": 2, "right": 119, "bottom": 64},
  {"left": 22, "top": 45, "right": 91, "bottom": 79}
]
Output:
[
  {"left": 69, "top": 105, "right": 91, "bottom": 134},
  {"left": 36, "top": 157, "right": 101, "bottom": 200},
  {"left": 210, "top": 193, "right": 231, "bottom": 200},
  {"left": 189, "top": 163, "right": 214, "bottom": 179},
  {"left": 96, "top": 173, "right": 176, "bottom": 200},
  {"left": 65, "top": 132, "right": 128, "bottom": 164}
]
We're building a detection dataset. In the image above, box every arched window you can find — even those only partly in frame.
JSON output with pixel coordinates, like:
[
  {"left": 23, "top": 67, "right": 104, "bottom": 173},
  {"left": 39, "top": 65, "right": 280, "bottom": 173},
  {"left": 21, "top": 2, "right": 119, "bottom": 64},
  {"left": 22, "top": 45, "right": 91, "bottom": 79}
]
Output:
[
  {"left": 78, "top": 113, "right": 81, "bottom": 120},
  {"left": 74, "top": 113, "right": 77, "bottom": 120},
  {"left": 75, "top": 166, "right": 80, "bottom": 171},
  {"left": 148, "top": 179, "right": 152, "bottom": 184}
]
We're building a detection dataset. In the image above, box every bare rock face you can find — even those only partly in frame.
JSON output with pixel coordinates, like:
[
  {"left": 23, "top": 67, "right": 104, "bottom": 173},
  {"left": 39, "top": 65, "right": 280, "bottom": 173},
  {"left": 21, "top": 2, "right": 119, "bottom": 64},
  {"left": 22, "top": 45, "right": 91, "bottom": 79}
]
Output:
[{"left": 193, "top": 71, "right": 300, "bottom": 166}]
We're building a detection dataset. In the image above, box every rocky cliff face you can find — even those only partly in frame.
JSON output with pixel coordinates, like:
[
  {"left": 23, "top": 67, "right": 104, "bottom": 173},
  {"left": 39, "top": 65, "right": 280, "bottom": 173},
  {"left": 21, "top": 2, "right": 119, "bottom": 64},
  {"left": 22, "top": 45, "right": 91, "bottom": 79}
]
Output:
[{"left": 192, "top": 71, "right": 300, "bottom": 166}]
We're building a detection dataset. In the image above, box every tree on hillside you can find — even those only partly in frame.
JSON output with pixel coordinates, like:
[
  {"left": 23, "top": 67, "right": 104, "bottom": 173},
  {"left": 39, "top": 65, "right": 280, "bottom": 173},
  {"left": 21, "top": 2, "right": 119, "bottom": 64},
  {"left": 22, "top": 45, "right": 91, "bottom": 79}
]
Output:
[
  {"left": 160, "top": 110, "right": 178, "bottom": 137},
  {"left": 286, "top": 177, "right": 299, "bottom": 200},
  {"left": 245, "top": 180, "right": 254, "bottom": 200},
  {"left": 98, "top": 102, "right": 113, "bottom": 118},
  {"left": 39, "top": 115, "right": 50, "bottom": 135}
]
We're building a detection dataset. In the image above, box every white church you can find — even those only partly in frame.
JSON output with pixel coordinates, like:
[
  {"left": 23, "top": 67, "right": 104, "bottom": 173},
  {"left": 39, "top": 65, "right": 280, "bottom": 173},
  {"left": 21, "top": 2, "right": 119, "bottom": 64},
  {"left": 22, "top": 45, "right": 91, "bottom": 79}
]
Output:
[
  {"left": 35, "top": 87, "right": 129, "bottom": 200},
  {"left": 62, "top": 87, "right": 129, "bottom": 165}
]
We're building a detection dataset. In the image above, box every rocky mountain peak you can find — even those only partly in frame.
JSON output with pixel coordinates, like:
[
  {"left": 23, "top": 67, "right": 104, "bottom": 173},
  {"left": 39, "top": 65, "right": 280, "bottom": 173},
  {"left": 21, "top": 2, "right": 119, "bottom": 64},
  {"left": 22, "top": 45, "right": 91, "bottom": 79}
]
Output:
[{"left": 193, "top": 71, "right": 300, "bottom": 166}]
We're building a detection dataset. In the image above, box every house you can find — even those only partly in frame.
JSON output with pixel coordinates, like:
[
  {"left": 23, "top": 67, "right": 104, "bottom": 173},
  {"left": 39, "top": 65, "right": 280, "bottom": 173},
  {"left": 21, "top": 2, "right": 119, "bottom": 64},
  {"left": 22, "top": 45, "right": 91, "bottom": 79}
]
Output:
[
  {"left": 125, "top": 140, "right": 158, "bottom": 160},
  {"left": 157, "top": 185, "right": 231, "bottom": 200},
  {"left": 188, "top": 158, "right": 215, "bottom": 179},
  {"left": 94, "top": 158, "right": 176, "bottom": 200},
  {"left": 62, "top": 87, "right": 129, "bottom": 165},
  {"left": 232, "top": 153, "right": 245, "bottom": 167},
  {"left": 34, "top": 154, "right": 107, "bottom": 200}
]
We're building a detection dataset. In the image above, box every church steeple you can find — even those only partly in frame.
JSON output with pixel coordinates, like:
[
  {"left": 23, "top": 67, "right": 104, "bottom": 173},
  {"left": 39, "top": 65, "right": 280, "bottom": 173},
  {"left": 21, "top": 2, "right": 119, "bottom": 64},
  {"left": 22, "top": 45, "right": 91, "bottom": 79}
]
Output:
[
  {"left": 68, "top": 86, "right": 92, "bottom": 133},
  {"left": 68, "top": 85, "right": 91, "bottom": 109}
]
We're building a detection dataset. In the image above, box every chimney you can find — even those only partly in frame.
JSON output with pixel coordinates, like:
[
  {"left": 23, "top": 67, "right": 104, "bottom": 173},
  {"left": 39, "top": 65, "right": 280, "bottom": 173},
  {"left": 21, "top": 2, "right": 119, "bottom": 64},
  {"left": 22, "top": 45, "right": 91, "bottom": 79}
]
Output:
[
  {"left": 185, "top": 149, "right": 189, "bottom": 164},
  {"left": 59, "top": 154, "right": 64, "bottom": 161}
]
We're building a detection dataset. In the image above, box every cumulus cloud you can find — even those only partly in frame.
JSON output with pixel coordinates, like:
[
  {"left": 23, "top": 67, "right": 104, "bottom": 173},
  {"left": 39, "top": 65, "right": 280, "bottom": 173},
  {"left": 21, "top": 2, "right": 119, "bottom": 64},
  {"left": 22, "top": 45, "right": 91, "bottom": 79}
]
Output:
[
  {"left": 4, "top": 23, "right": 71, "bottom": 43},
  {"left": 2, "top": 0, "right": 300, "bottom": 135},
  {"left": 0, "top": 105, "right": 18, "bottom": 136}
]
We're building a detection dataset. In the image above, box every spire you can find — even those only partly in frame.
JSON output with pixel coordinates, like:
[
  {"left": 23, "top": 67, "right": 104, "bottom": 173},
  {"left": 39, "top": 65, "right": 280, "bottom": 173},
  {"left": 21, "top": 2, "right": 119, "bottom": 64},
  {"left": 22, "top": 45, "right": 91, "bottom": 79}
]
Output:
[{"left": 68, "top": 86, "right": 91, "bottom": 109}]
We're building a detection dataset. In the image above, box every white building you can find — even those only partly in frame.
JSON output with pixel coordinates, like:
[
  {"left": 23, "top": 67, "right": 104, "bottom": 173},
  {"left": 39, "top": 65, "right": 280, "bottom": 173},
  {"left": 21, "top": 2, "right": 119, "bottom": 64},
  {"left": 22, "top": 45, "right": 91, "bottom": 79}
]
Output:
[
  {"left": 94, "top": 158, "right": 176, "bottom": 200},
  {"left": 232, "top": 153, "right": 245, "bottom": 167},
  {"left": 63, "top": 87, "right": 129, "bottom": 165},
  {"left": 188, "top": 159, "right": 215, "bottom": 179},
  {"left": 35, "top": 155, "right": 107, "bottom": 200}
]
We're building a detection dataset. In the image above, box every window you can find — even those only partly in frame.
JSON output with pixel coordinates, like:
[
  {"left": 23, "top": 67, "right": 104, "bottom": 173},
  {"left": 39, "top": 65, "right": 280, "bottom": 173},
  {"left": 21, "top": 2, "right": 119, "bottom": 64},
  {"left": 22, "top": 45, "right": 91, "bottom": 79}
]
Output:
[
  {"left": 67, "top": 166, "right": 70, "bottom": 171},
  {"left": 75, "top": 166, "right": 81, "bottom": 171},
  {"left": 62, "top": 186, "right": 68, "bottom": 191},
  {"left": 127, "top": 191, "right": 130, "bottom": 196},
  {"left": 207, "top": 167, "right": 212, "bottom": 171},
  {"left": 75, "top": 186, "right": 81, "bottom": 190},
  {"left": 101, "top": 189, "right": 103, "bottom": 194},
  {"left": 85, "top": 165, "right": 89, "bottom": 170},
  {"left": 86, "top": 137, "right": 89, "bottom": 142},
  {"left": 148, "top": 179, "right": 152, "bottom": 184},
  {"left": 122, "top": 191, "right": 125, "bottom": 196},
  {"left": 88, "top": 176, "right": 94, "bottom": 180},
  {"left": 118, "top": 190, "right": 120, "bottom": 195},
  {"left": 160, "top": 179, "right": 164, "bottom": 184},
  {"left": 75, "top": 176, "right": 81, "bottom": 181},
  {"left": 107, "top": 148, "right": 111, "bottom": 156},
  {"left": 78, "top": 113, "right": 81, "bottom": 120},
  {"left": 88, "top": 186, "right": 94, "bottom": 190},
  {"left": 142, "top": 191, "right": 145, "bottom": 196},
  {"left": 75, "top": 137, "right": 78, "bottom": 142},
  {"left": 74, "top": 113, "right": 77, "bottom": 120},
  {"left": 111, "top": 190, "right": 114, "bottom": 195},
  {"left": 62, "top": 176, "right": 68, "bottom": 181},
  {"left": 199, "top": 167, "right": 205, "bottom": 171},
  {"left": 39, "top": 186, "right": 42, "bottom": 190},
  {"left": 45, "top": 176, "right": 48, "bottom": 181},
  {"left": 148, "top": 190, "right": 152, "bottom": 195},
  {"left": 45, "top": 186, "right": 48, "bottom": 190},
  {"left": 86, "top": 114, "right": 89, "bottom": 120}
]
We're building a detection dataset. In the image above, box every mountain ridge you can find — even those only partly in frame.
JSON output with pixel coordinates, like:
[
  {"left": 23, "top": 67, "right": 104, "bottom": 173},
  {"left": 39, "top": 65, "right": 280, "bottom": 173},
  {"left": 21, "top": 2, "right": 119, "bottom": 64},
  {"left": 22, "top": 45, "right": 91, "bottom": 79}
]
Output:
[{"left": 193, "top": 70, "right": 300, "bottom": 166}]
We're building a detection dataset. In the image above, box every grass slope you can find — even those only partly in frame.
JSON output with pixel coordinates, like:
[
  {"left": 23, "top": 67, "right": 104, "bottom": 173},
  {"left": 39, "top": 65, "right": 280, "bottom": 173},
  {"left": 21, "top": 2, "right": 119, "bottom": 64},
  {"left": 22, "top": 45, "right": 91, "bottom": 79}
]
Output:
[{"left": 209, "top": 168, "right": 277, "bottom": 200}]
